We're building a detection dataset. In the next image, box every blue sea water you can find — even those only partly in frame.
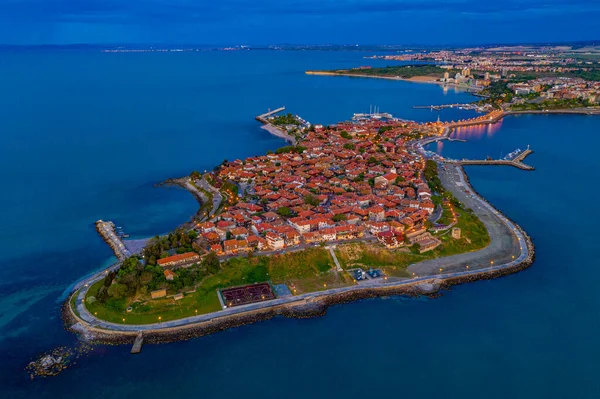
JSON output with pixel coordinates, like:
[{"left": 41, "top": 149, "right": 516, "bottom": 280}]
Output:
[{"left": 1, "top": 50, "right": 599, "bottom": 398}]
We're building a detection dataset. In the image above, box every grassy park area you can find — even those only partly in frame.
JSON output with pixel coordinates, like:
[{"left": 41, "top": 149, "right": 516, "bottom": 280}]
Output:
[{"left": 83, "top": 247, "right": 354, "bottom": 325}]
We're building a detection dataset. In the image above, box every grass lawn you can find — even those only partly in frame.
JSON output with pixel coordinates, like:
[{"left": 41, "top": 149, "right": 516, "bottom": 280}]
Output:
[
  {"left": 267, "top": 248, "right": 354, "bottom": 293},
  {"left": 335, "top": 243, "right": 419, "bottom": 277},
  {"left": 85, "top": 279, "right": 222, "bottom": 324},
  {"left": 431, "top": 208, "right": 490, "bottom": 258},
  {"left": 83, "top": 248, "right": 354, "bottom": 324},
  {"left": 70, "top": 289, "right": 81, "bottom": 318},
  {"left": 437, "top": 203, "right": 456, "bottom": 225}
]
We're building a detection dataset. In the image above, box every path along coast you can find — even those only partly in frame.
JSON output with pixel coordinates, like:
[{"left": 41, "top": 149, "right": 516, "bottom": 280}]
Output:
[{"left": 64, "top": 160, "right": 535, "bottom": 345}]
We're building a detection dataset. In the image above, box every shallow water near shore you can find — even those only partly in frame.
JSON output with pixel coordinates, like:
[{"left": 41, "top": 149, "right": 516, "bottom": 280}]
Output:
[{"left": 2, "top": 50, "right": 600, "bottom": 398}]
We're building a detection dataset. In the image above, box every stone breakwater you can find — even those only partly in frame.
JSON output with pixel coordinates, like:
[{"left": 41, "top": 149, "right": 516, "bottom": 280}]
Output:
[{"left": 94, "top": 220, "right": 130, "bottom": 261}]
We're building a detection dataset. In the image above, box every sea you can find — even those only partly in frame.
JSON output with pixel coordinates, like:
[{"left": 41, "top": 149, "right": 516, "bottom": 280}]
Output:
[{"left": 1, "top": 50, "right": 599, "bottom": 399}]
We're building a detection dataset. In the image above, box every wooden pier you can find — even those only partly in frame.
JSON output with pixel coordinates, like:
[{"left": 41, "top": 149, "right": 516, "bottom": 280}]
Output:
[{"left": 131, "top": 331, "right": 144, "bottom": 354}]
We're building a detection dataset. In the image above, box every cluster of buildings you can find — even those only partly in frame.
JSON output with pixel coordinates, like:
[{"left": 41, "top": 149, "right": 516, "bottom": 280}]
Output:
[
  {"left": 370, "top": 48, "right": 598, "bottom": 77},
  {"left": 194, "top": 118, "right": 448, "bottom": 256},
  {"left": 440, "top": 67, "right": 491, "bottom": 88},
  {"left": 508, "top": 77, "right": 599, "bottom": 104}
]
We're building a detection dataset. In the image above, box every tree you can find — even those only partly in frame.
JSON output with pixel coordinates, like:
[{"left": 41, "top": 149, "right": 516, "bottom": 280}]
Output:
[
  {"left": 343, "top": 143, "right": 355, "bottom": 150},
  {"left": 190, "top": 171, "right": 201, "bottom": 180},
  {"left": 202, "top": 252, "right": 221, "bottom": 274},
  {"left": 332, "top": 214, "right": 347, "bottom": 222},
  {"left": 276, "top": 206, "right": 293, "bottom": 217},
  {"left": 340, "top": 130, "right": 351, "bottom": 139},
  {"left": 304, "top": 194, "right": 320, "bottom": 206},
  {"left": 96, "top": 285, "right": 108, "bottom": 303},
  {"left": 107, "top": 283, "right": 129, "bottom": 299},
  {"left": 368, "top": 156, "right": 377, "bottom": 164}
]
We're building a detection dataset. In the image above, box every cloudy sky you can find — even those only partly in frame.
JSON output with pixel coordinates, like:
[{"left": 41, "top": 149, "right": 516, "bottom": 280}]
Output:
[{"left": 1, "top": 0, "right": 598, "bottom": 45}]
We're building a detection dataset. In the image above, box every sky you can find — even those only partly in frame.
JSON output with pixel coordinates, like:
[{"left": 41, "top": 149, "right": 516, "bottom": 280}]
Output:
[{"left": 0, "top": 0, "right": 599, "bottom": 46}]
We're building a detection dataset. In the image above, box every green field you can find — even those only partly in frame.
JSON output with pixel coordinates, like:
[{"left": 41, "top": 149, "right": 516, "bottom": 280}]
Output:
[
  {"left": 83, "top": 248, "right": 354, "bottom": 325},
  {"left": 329, "top": 65, "right": 453, "bottom": 79}
]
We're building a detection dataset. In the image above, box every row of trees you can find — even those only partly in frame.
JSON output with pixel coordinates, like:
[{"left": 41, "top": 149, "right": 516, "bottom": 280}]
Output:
[
  {"left": 96, "top": 252, "right": 222, "bottom": 305},
  {"left": 142, "top": 229, "right": 199, "bottom": 266}
]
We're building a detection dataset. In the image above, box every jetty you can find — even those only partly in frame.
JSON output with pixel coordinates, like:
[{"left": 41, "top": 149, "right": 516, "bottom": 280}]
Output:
[
  {"left": 446, "top": 148, "right": 534, "bottom": 170},
  {"left": 255, "top": 106, "right": 286, "bottom": 123},
  {"left": 413, "top": 103, "right": 481, "bottom": 111},
  {"left": 130, "top": 331, "right": 144, "bottom": 354},
  {"left": 255, "top": 106, "right": 297, "bottom": 145},
  {"left": 95, "top": 220, "right": 131, "bottom": 261}
]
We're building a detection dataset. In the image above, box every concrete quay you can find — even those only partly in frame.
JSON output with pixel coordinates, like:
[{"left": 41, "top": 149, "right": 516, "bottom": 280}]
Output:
[
  {"left": 447, "top": 149, "right": 535, "bottom": 170},
  {"left": 95, "top": 220, "right": 131, "bottom": 261}
]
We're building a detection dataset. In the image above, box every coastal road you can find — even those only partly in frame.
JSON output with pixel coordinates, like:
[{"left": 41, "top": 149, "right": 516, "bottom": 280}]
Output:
[
  {"left": 197, "top": 178, "right": 223, "bottom": 217},
  {"left": 408, "top": 164, "right": 521, "bottom": 276}
]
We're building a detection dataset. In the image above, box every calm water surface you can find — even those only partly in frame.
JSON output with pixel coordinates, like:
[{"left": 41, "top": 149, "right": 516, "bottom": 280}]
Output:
[{"left": 1, "top": 51, "right": 598, "bottom": 398}]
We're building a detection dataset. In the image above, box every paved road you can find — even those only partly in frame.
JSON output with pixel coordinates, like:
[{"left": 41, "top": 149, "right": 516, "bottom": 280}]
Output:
[
  {"left": 408, "top": 164, "right": 522, "bottom": 276},
  {"left": 197, "top": 177, "right": 223, "bottom": 217}
]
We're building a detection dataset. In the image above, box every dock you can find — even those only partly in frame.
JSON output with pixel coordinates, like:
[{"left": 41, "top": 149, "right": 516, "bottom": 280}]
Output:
[
  {"left": 413, "top": 103, "right": 479, "bottom": 111},
  {"left": 255, "top": 106, "right": 286, "bottom": 123},
  {"left": 131, "top": 331, "right": 144, "bottom": 354},
  {"left": 446, "top": 149, "right": 535, "bottom": 170},
  {"left": 95, "top": 220, "right": 131, "bottom": 261}
]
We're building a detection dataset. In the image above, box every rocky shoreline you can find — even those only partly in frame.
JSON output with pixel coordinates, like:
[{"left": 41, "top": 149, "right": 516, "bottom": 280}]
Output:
[{"left": 62, "top": 226, "right": 534, "bottom": 346}]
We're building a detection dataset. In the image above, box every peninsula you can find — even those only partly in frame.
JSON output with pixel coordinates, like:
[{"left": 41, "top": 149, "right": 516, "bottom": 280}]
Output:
[{"left": 65, "top": 103, "right": 543, "bottom": 346}]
